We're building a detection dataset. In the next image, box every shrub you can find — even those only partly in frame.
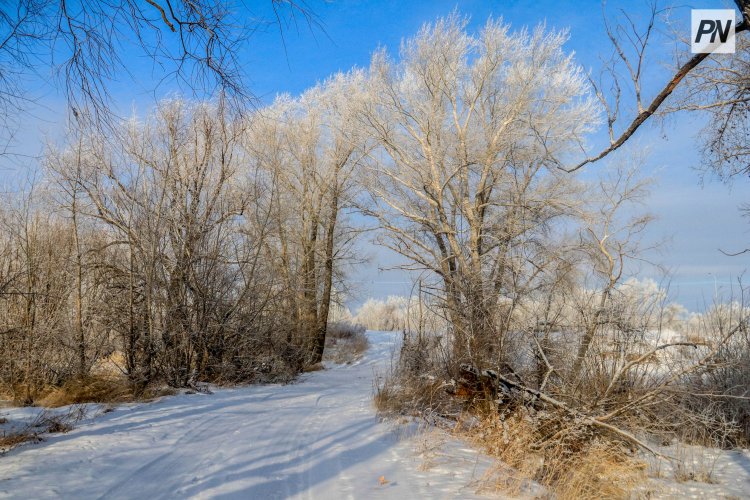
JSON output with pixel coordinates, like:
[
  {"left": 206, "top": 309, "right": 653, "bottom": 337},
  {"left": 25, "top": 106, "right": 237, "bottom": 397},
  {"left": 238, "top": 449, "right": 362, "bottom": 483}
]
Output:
[{"left": 324, "top": 322, "right": 369, "bottom": 364}]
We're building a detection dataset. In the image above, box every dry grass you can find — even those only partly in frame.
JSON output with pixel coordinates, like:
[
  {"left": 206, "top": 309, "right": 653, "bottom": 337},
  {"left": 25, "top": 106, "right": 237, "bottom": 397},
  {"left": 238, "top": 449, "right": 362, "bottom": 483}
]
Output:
[
  {"left": 373, "top": 380, "right": 402, "bottom": 414},
  {"left": 373, "top": 374, "right": 459, "bottom": 418},
  {"left": 90, "top": 351, "right": 128, "bottom": 377},
  {"left": 462, "top": 411, "right": 647, "bottom": 499},
  {"left": 21, "top": 376, "right": 176, "bottom": 407},
  {"left": 374, "top": 370, "right": 648, "bottom": 498},
  {"left": 0, "top": 431, "right": 42, "bottom": 451},
  {"left": 37, "top": 376, "right": 134, "bottom": 407},
  {"left": 0, "top": 378, "right": 181, "bottom": 454},
  {"left": 0, "top": 405, "right": 87, "bottom": 454},
  {"left": 671, "top": 444, "right": 720, "bottom": 484},
  {"left": 552, "top": 444, "right": 646, "bottom": 499}
]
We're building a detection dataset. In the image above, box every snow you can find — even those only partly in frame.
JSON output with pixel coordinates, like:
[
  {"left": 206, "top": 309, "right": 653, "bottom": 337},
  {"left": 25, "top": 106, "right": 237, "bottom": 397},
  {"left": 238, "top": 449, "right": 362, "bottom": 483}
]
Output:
[
  {"left": 3, "top": 330, "right": 749, "bottom": 499},
  {"left": 642, "top": 443, "right": 750, "bottom": 499},
  {"left": 0, "top": 331, "right": 496, "bottom": 499}
]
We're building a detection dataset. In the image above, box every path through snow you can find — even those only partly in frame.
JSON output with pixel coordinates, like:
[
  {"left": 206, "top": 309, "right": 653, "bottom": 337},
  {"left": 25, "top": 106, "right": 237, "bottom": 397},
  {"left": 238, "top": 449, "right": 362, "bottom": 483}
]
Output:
[{"left": 0, "top": 331, "right": 495, "bottom": 499}]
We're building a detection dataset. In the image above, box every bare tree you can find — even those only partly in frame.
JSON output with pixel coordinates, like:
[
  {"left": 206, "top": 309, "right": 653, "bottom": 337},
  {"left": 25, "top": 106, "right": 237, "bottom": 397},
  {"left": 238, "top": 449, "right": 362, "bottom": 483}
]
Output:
[
  {"left": 361, "top": 15, "right": 597, "bottom": 367},
  {"left": 0, "top": 179, "right": 81, "bottom": 403},
  {"left": 570, "top": 165, "right": 654, "bottom": 381},
  {"left": 0, "top": 0, "right": 319, "bottom": 148},
  {"left": 246, "top": 70, "right": 370, "bottom": 365},
  {"left": 47, "top": 131, "right": 90, "bottom": 378}
]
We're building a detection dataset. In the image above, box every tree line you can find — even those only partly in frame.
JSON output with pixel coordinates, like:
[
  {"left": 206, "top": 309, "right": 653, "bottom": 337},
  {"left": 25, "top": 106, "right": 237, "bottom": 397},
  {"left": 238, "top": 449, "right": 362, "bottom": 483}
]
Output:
[
  {"left": 0, "top": 75, "right": 368, "bottom": 402},
  {"left": 0, "top": 13, "right": 747, "bottom": 431}
]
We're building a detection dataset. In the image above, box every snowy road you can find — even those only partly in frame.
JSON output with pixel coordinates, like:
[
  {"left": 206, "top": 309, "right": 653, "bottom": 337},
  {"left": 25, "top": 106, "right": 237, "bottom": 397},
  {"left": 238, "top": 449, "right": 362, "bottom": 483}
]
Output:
[{"left": 0, "top": 331, "right": 493, "bottom": 499}]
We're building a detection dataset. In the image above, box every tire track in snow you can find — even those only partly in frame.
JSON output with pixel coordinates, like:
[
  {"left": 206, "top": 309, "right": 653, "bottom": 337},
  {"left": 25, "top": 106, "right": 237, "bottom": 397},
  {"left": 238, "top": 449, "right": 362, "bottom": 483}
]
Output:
[
  {"left": 0, "top": 332, "right": 495, "bottom": 499},
  {"left": 99, "top": 413, "right": 223, "bottom": 499}
]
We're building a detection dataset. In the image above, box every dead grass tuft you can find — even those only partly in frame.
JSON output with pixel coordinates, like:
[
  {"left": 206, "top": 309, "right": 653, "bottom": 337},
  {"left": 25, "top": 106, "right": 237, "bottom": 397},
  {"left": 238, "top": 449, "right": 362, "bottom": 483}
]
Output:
[
  {"left": 0, "top": 431, "right": 42, "bottom": 451},
  {"left": 38, "top": 376, "right": 134, "bottom": 407},
  {"left": 0, "top": 405, "right": 88, "bottom": 454},
  {"left": 303, "top": 363, "right": 325, "bottom": 372},
  {"left": 373, "top": 372, "right": 461, "bottom": 419},
  {"left": 463, "top": 411, "right": 646, "bottom": 499},
  {"left": 42, "top": 416, "right": 73, "bottom": 434},
  {"left": 140, "top": 385, "right": 178, "bottom": 400},
  {"left": 373, "top": 380, "right": 401, "bottom": 414},
  {"left": 552, "top": 443, "right": 646, "bottom": 499}
]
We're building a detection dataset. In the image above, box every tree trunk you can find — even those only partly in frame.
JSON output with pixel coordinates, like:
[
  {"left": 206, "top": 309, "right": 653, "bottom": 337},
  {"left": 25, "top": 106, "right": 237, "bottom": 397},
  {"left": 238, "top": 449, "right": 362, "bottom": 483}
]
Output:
[
  {"left": 310, "top": 186, "right": 339, "bottom": 365},
  {"left": 72, "top": 188, "right": 86, "bottom": 378}
]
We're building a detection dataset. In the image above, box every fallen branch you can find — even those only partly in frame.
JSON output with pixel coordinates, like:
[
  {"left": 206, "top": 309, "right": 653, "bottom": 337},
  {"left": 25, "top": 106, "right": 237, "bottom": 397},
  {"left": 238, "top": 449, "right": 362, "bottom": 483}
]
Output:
[
  {"left": 491, "top": 370, "right": 674, "bottom": 460},
  {"left": 599, "top": 342, "right": 699, "bottom": 403}
]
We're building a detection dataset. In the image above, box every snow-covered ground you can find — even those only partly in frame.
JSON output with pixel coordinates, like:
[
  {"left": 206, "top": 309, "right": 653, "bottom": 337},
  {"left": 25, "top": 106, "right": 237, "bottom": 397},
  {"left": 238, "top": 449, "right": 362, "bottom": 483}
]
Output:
[
  {"left": 2, "top": 330, "right": 749, "bottom": 499},
  {"left": 644, "top": 443, "right": 750, "bottom": 499},
  {"left": 0, "top": 331, "right": 496, "bottom": 499}
]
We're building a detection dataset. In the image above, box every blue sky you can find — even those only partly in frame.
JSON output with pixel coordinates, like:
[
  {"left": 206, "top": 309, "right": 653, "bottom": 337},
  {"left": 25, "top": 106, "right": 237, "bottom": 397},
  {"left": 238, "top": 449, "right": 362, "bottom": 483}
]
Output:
[{"left": 3, "top": 0, "right": 748, "bottom": 310}]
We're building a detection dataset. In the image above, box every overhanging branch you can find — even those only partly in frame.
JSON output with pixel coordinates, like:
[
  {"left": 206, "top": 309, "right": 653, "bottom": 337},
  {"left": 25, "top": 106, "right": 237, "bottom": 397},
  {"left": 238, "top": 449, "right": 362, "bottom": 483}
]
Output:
[{"left": 563, "top": 20, "right": 748, "bottom": 173}]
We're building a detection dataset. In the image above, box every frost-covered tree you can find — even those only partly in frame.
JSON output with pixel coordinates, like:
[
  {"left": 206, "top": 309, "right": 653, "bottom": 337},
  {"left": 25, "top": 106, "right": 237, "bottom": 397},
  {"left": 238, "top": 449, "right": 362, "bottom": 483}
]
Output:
[
  {"left": 361, "top": 15, "right": 598, "bottom": 365},
  {"left": 246, "top": 70, "right": 371, "bottom": 364}
]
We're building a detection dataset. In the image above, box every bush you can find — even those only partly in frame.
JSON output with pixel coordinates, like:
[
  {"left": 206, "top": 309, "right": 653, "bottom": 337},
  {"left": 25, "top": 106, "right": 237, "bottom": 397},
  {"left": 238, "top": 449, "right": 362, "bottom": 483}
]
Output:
[
  {"left": 376, "top": 293, "right": 750, "bottom": 497},
  {"left": 373, "top": 332, "right": 463, "bottom": 419},
  {"left": 324, "top": 322, "right": 369, "bottom": 364},
  {"left": 327, "top": 321, "right": 366, "bottom": 340}
]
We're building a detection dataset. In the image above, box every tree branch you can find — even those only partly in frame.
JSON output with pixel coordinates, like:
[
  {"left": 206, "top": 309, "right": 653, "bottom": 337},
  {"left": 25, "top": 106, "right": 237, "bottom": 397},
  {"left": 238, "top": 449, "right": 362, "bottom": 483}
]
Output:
[{"left": 564, "top": 21, "right": 749, "bottom": 173}]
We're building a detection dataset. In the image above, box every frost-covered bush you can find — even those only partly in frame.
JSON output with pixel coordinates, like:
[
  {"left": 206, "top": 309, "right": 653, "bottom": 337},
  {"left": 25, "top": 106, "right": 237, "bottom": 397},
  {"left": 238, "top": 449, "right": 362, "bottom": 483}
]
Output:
[
  {"left": 353, "top": 296, "right": 409, "bottom": 331},
  {"left": 352, "top": 295, "right": 448, "bottom": 334}
]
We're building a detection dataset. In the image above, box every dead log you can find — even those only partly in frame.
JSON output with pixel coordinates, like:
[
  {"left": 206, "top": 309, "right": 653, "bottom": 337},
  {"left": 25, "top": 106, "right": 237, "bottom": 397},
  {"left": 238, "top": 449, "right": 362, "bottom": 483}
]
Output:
[
  {"left": 448, "top": 364, "right": 512, "bottom": 402},
  {"left": 450, "top": 363, "right": 672, "bottom": 459}
]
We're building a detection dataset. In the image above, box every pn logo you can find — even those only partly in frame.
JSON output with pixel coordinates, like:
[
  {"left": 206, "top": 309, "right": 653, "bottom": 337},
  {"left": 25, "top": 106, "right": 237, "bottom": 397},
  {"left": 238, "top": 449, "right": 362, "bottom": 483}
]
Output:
[{"left": 691, "top": 9, "right": 736, "bottom": 53}]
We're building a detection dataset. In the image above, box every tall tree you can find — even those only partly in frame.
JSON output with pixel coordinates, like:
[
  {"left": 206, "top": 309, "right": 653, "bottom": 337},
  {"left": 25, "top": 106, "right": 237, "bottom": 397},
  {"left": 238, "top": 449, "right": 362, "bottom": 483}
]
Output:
[
  {"left": 362, "top": 15, "right": 597, "bottom": 365},
  {"left": 246, "top": 71, "right": 370, "bottom": 364}
]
